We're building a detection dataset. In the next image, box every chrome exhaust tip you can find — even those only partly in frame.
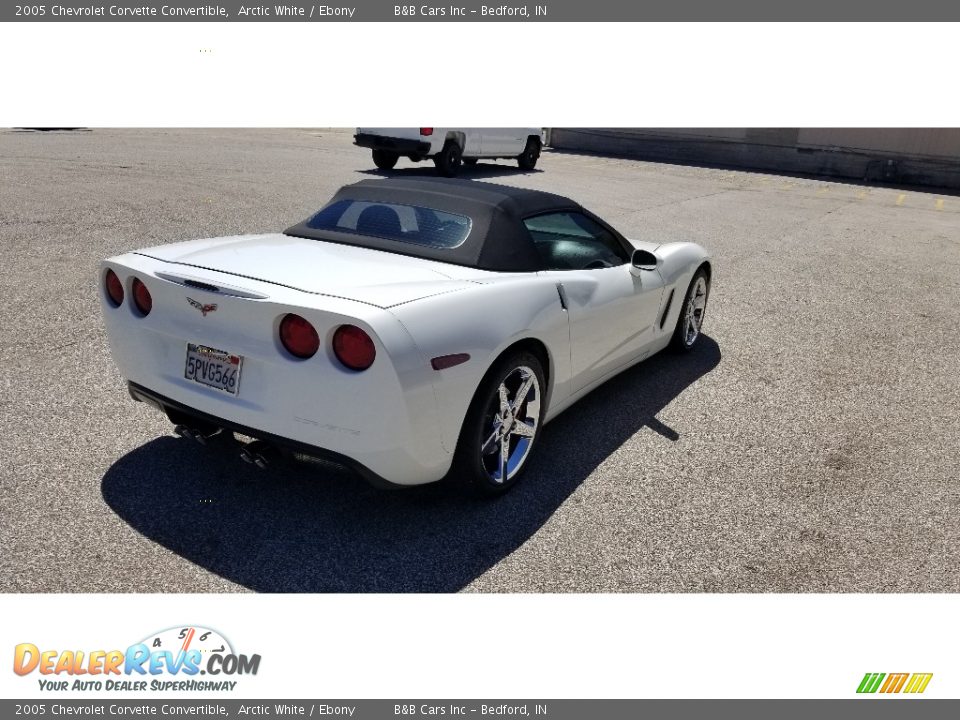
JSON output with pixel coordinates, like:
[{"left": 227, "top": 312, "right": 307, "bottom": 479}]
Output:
[
  {"left": 239, "top": 440, "right": 276, "bottom": 470},
  {"left": 174, "top": 424, "right": 220, "bottom": 445}
]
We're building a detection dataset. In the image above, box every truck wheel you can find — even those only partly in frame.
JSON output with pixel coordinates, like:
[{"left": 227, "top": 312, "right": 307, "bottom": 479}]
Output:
[
  {"left": 372, "top": 149, "right": 399, "bottom": 170},
  {"left": 517, "top": 137, "right": 541, "bottom": 171},
  {"left": 434, "top": 141, "right": 463, "bottom": 177}
]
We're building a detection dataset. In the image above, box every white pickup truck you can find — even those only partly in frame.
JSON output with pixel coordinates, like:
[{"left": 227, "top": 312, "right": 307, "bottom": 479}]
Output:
[{"left": 354, "top": 128, "right": 544, "bottom": 177}]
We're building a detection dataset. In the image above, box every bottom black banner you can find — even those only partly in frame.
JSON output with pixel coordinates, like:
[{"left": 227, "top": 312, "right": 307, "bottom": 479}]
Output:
[{"left": 2, "top": 700, "right": 957, "bottom": 719}]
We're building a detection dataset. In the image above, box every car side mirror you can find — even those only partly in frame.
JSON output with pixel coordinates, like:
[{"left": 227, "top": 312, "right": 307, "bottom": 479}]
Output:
[{"left": 632, "top": 249, "right": 658, "bottom": 271}]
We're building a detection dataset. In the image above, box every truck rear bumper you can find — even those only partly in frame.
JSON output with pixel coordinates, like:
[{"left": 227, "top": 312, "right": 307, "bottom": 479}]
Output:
[{"left": 354, "top": 133, "right": 432, "bottom": 155}]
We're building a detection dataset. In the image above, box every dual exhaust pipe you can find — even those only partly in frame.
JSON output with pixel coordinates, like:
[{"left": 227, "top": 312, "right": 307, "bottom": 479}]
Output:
[
  {"left": 174, "top": 424, "right": 278, "bottom": 469},
  {"left": 239, "top": 440, "right": 279, "bottom": 470},
  {"left": 173, "top": 424, "right": 220, "bottom": 445}
]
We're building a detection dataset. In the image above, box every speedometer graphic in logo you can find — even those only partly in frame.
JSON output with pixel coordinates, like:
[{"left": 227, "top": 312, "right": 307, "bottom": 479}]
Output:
[{"left": 139, "top": 626, "right": 233, "bottom": 658}]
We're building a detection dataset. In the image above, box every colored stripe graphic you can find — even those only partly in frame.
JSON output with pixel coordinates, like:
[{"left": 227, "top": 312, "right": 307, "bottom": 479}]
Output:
[
  {"left": 857, "top": 672, "right": 932, "bottom": 694},
  {"left": 880, "top": 673, "right": 909, "bottom": 693},
  {"left": 904, "top": 673, "right": 933, "bottom": 694},
  {"left": 857, "top": 673, "right": 885, "bottom": 693}
]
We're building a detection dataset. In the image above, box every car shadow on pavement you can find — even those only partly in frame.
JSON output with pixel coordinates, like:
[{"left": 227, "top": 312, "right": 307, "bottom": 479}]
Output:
[
  {"left": 101, "top": 336, "right": 720, "bottom": 593},
  {"left": 358, "top": 163, "right": 544, "bottom": 180}
]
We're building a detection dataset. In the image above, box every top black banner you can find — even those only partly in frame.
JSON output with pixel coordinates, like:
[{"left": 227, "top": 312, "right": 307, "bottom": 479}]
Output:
[{"left": 7, "top": 0, "right": 960, "bottom": 21}]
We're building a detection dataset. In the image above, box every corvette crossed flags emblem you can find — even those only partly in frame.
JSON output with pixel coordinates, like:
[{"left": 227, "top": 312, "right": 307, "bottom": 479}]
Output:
[{"left": 187, "top": 297, "right": 218, "bottom": 316}]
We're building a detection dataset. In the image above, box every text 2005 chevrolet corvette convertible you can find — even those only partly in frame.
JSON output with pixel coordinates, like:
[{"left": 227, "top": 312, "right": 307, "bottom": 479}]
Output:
[{"left": 100, "top": 178, "right": 712, "bottom": 494}]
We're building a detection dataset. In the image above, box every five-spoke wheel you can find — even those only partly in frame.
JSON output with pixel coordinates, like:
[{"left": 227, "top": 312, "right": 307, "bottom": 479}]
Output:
[
  {"left": 671, "top": 268, "right": 710, "bottom": 351},
  {"left": 452, "top": 351, "right": 545, "bottom": 495},
  {"left": 480, "top": 365, "right": 541, "bottom": 484}
]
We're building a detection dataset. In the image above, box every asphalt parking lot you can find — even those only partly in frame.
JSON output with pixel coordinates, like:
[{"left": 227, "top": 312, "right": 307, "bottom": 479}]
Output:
[{"left": 1, "top": 128, "right": 958, "bottom": 593}]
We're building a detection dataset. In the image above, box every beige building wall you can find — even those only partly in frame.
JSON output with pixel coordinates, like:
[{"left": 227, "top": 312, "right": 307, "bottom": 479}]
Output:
[{"left": 548, "top": 128, "right": 960, "bottom": 189}]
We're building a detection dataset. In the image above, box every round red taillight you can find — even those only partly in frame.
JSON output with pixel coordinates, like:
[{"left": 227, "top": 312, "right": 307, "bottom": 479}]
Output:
[
  {"left": 333, "top": 324, "right": 376, "bottom": 371},
  {"left": 132, "top": 278, "right": 152, "bottom": 316},
  {"left": 105, "top": 269, "right": 124, "bottom": 307},
  {"left": 280, "top": 313, "right": 320, "bottom": 359}
]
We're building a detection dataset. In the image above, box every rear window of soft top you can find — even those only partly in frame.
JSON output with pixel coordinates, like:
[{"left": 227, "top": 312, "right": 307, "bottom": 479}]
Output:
[{"left": 305, "top": 199, "right": 472, "bottom": 249}]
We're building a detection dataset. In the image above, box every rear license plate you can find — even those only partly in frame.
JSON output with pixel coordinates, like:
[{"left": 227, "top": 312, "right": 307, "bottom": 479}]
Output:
[{"left": 184, "top": 343, "right": 243, "bottom": 395}]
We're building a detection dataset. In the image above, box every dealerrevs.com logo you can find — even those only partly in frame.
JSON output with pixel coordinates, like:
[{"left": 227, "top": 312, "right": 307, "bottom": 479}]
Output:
[{"left": 13, "top": 626, "right": 261, "bottom": 693}]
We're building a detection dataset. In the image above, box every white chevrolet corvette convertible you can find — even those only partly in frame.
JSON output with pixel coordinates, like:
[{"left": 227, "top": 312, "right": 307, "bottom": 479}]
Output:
[{"left": 100, "top": 179, "right": 712, "bottom": 494}]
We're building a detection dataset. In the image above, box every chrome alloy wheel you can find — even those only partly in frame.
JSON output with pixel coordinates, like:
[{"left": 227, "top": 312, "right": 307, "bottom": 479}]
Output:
[
  {"left": 479, "top": 365, "right": 541, "bottom": 484},
  {"left": 683, "top": 276, "right": 708, "bottom": 347}
]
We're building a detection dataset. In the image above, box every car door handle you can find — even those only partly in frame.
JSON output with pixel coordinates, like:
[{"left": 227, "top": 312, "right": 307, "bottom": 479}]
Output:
[{"left": 555, "top": 282, "right": 569, "bottom": 311}]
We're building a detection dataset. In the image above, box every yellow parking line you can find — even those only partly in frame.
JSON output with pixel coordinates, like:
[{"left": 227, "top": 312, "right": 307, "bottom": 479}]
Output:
[
  {"left": 856, "top": 190, "right": 867, "bottom": 200},
  {"left": 896, "top": 194, "right": 906, "bottom": 206},
  {"left": 935, "top": 198, "right": 945, "bottom": 211},
  {"left": 817, "top": 187, "right": 829, "bottom": 195}
]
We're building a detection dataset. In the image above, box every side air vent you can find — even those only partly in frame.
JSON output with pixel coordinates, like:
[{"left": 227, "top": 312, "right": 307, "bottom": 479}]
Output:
[{"left": 659, "top": 289, "right": 675, "bottom": 329}]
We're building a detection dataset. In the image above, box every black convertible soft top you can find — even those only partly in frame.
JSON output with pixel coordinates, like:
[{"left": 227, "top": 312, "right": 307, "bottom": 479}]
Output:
[{"left": 284, "top": 178, "right": 586, "bottom": 272}]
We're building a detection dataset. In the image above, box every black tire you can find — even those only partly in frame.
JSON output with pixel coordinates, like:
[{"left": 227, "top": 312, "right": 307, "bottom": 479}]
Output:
[
  {"left": 372, "top": 149, "right": 399, "bottom": 170},
  {"left": 517, "top": 137, "right": 541, "bottom": 171},
  {"left": 670, "top": 267, "right": 710, "bottom": 352},
  {"left": 450, "top": 351, "right": 546, "bottom": 496},
  {"left": 433, "top": 140, "right": 463, "bottom": 177},
  {"left": 463, "top": 158, "right": 479, "bottom": 166}
]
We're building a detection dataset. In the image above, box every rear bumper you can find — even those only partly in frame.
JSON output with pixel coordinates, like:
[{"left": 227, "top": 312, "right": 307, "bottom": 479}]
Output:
[
  {"left": 354, "top": 133, "right": 432, "bottom": 155},
  {"left": 100, "top": 253, "right": 454, "bottom": 487},
  {"left": 129, "top": 382, "right": 403, "bottom": 489}
]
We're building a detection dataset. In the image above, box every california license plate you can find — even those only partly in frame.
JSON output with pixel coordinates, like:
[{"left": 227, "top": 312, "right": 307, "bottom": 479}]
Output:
[{"left": 184, "top": 343, "right": 243, "bottom": 395}]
